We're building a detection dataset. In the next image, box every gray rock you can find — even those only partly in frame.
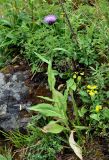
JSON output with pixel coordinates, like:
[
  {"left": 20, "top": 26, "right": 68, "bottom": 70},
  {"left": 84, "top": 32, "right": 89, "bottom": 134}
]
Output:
[
  {"left": 0, "top": 70, "right": 31, "bottom": 131},
  {"left": 0, "top": 114, "right": 19, "bottom": 131},
  {"left": 0, "top": 72, "right": 6, "bottom": 85},
  {"left": 0, "top": 104, "right": 7, "bottom": 116}
]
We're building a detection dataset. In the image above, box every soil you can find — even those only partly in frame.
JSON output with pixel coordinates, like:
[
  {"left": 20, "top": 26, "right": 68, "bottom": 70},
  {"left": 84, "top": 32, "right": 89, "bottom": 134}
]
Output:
[{"left": 62, "top": 137, "right": 109, "bottom": 160}]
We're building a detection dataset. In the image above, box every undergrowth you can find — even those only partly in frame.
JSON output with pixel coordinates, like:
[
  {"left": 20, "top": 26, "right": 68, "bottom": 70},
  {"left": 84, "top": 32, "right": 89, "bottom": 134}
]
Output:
[
  {"left": 0, "top": 0, "right": 109, "bottom": 160},
  {"left": 0, "top": 0, "right": 109, "bottom": 71}
]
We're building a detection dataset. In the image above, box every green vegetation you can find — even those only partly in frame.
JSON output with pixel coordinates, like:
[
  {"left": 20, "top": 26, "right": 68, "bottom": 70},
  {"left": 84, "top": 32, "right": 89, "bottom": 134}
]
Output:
[
  {"left": 1, "top": 117, "right": 62, "bottom": 160},
  {"left": 0, "top": 0, "right": 109, "bottom": 159}
]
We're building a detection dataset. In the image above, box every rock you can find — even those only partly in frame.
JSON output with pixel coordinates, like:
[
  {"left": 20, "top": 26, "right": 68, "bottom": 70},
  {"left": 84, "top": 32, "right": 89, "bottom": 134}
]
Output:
[
  {"left": 0, "top": 104, "right": 7, "bottom": 116},
  {"left": 0, "top": 114, "right": 19, "bottom": 131},
  {"left": 0, "top": 70, "right": 31, "bottom": 132},
  {"left": 0, "top": 73, "right": 6, "bottom": 85}
]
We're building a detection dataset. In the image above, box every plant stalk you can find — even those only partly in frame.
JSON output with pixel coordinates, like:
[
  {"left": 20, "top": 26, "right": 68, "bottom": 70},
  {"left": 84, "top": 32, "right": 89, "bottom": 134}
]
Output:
[
  {"left": 70, "top": 91, "right": 80, "bottom": 126},
  {"left": 58, "top": 0, "right": 78, "bottom": 44}
]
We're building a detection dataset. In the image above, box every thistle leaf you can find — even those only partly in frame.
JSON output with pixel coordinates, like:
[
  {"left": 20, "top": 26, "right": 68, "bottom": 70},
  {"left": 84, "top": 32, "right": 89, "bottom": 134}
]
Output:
[
  {"left": 53, "top": 89, "right": 67, "bottom": 113},
  {"left": 42, "top": 121, "right": 64, "bottom": 133},
  {"left": 67, "top": 78, "right": 76, "bottom": 91},
  {"left": 29, "top": 103, "right": 63, "bottom": 119}
]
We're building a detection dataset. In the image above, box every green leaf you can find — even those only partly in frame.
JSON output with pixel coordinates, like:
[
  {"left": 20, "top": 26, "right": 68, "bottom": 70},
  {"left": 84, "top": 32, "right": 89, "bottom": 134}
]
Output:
[
  {"left": 53, "top": 48, "right": 70, "bottom": 55},
  {"left": 0, "top": 155, "right": 8, "bottom": 160},
  {"left": 43, "top": 121, "right": 65, "bottom": 134},
  {"left": 74, "top": 126, "right": 88, "bottom": 130},
  {"left": 67, "top": 78, "right": 76, "bottom": 91},
  {"left": 30, "top": 0, "right": 34, "bottom": 2},
  {"left": 53, "top": 89, "right": 67, "bottom": 113},
  {"left": 0, "top": 19, "right": 12, "bottom": 27},
  {"left": 102, "top": 108, "right": 109, "bottom": 119},
  {"left": 29, "top": 103, "right": 63, "bottom": 119},
  {"left": 34, "top": 52, "right": 50, "bottom": 64},
  {"left": 79, "top": 91, "right": 88, "bottom": 97},
  {"left": 78, "top": 107, "right": 87, "bottom": 117},
  {"left": 90, "top": 114, "right": 100, "bottom": 121},
  {"left": 106, "top": 91, "right": 109, "bottom": 98},
  {"left": 48, "top": 62, "right": 56, "bottom": 91}
]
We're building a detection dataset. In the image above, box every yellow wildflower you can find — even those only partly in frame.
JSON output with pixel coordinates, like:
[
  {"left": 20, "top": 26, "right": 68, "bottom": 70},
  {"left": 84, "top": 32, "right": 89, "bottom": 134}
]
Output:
[
  {"left": 87, "top": 89, "right": 90, "bottom": 93},
  {"left": 87, "top": 84, "right": 97, "bottom": 97},
  {"left": 88, "top": 90, "right": 97, "bottom": 97},
  {"left": 91, "top": 85, "right": 97, "bottom": 89},
  {"left": 87, "top": 85, "right": 91, "bottom": 89},
  {"left": 87, "top": 85, "right": 97, "bottom": 90},
  {"left": 96, "top": 105, "right": 102, "bottom": 112},
  {"left": 88, "top": 90, "right": 95, "bottom": 96}
]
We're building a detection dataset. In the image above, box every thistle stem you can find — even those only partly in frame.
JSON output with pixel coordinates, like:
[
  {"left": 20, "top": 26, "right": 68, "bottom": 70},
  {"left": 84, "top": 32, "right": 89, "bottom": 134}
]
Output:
[
  {"left": 58, "top": 0, "right": 78, "bottom": 44},
  {"left": 70, "top": 91, "right": 80, "bottom": 126}
]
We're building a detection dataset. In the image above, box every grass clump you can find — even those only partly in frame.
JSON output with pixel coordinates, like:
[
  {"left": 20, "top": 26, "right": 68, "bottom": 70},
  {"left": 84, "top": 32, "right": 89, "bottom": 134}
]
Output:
[{"left": 1, "top": 115, "right": 62, "bottom": 160}]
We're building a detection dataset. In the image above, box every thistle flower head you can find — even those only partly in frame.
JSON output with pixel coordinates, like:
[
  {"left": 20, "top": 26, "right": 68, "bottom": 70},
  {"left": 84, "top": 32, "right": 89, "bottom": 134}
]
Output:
[{"left": 44, "top": 15, "right": 57, "bottom": 25}]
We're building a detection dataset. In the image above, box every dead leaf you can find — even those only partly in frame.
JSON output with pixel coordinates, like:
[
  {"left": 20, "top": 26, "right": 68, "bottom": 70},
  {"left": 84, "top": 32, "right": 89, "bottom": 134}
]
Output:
[
  {"left": 58, "top": 84, "right": 64, "bottom": 90},
  {"left": 69, "top": 131, "right": 83, "bottom": 160}
]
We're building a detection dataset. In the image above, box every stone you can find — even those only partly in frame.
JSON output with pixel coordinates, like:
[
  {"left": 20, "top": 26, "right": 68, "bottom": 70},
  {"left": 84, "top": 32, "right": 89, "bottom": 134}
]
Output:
[
  {"left": 0, "top": 72, "right": 6, "bottom": 85},
  {"left": 0, "top": 114, "right": 19, "bottom": 131},
  {"left": 0, "top": 70, "right": 31, "bottom": 131},
  {"left": 0, "top": 104, "right": 7, "bottom": 116}
]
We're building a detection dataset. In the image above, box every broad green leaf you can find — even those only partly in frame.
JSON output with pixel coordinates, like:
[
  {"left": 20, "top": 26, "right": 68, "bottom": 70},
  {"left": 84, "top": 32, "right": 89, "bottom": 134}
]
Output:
[
  {"left": 53, "top": 89, "right": 67, "bottom": 113},
  {"left": 69, "top": 131, "right": 83, "bottom": 160},
  {"left": 78, "top": 107, "right": 87, "bottom": 117},
  {"left": 64, "top": 78, "right": 76, "bottom": 101},
  {"left": 67, "top": 78, "right": 76, "bottom": 91},
  {"left": 79, "top": 91, "right": 88, "bottom": 97},
  {"left": 43, "top": 121, "right": 65, "bottom": 133},
  {"left": 52, "top": 70, "right": 59, "bottom": 76},
  {"left": 102, "top": 108, "right": 109, "bottom": 119},
  {"left": 29, "top": 103, "right": 63, "bottom": 119},
  {"left": 90, "top": 114, "right": 100, "bottom": 121}
]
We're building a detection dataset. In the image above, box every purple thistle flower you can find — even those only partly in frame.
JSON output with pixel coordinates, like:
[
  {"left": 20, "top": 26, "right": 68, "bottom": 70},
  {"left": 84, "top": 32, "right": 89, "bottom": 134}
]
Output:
[{"left": 44, "top": 15, "right": 57, "bottom": 25}]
